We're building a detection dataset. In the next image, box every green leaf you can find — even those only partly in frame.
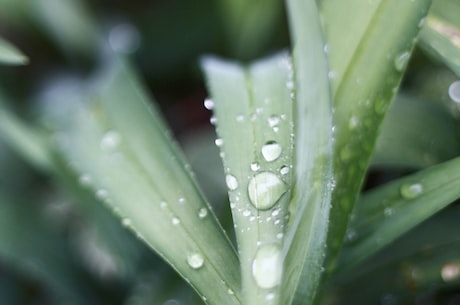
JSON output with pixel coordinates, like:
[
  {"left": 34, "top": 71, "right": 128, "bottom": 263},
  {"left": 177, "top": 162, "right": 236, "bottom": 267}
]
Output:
[
  {"left": 327, "top": 206, "right": 460, "bottom": 305},
  {"left": 372, "top": 94, "right": 460, "bottom": 168},
  {"left": 338, "top": 156, "right": 460, "bottom": 272},
  {"left": 202, "top": 51, "right": 294, "bottom": 304},
  {"left": 282, "top": 0, "right": 333, "bottom": 304},
  {"left": 319, "top": 0, "right": 433, "bottom": 267},
  {"left": 0, "top": 36, "right": 28, "bottom": 65},
  {"left": 0, "top": 95, "right": 51, "bottom": 171},
  {"left": 45, "top": 59, "right": 241, "bottom": 305},
  {"left": 418, "top": 0, "right": 460, "bottom": 78}
]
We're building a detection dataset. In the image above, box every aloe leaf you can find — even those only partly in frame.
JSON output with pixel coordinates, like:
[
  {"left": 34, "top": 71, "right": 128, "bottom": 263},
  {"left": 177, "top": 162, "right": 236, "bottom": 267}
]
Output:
[
  {"left": 318, "top": 0, "right": 433, "bottom": 267},
  {"left": 202, "top": 51, "right": 294, "bottom": 305},
  {"left": 45, "top": 59, "right": 241, "bottom": 305},
  {"left": 419, "top": 14, "right": 460, "bottom": 77},
  {"left": 337, "top": 156, "right": 460, "bottom": 272},
  {"left": 372, "top": 94, "right": 460, "bottom": 168},
  {"left": 279, "top": 0, "right": 334, "bottom": 305},
  {"left": 0, "top": 36, "right": 28, "bottom": 65}
]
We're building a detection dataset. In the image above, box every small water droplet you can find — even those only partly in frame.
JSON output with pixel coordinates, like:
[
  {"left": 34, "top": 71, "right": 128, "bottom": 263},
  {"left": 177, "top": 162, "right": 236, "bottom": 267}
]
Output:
[
  {"left": 400, "top": 183, "right": 423, "bottom": 199},
  {"left": 346, "top": 229, "right": 357, "bottom": 242},
  {"left": 215, "top": 138, "right": 224, "bottom": 147},
  {"left": 209, "top": 116, "right": 217, "bottom": 125},
  {"left": 394, "top": 51, "right": 411, "bottom": 72},
  {"left": 441, "top": 262, "right": 460, "bottom": 282},
  {"left": 100, "top": 130, "right": 121, "bottom": 152},
  {"left": 418, "top": 17, "right": 426, "bottom": 28},
  {"left": 384, "top": 207, "right": 394, "bottom": 216},
  {"left": 279, "top": 165, "right": 289, "bottom": 175},
  {"left": 172, "top": 217, "right": 180, "bottom": 225},
  {"left": 448, "top": 81, "right": 460, "bottom": 103},
  {"left": 122, "top": 218, "right": 132, "bottom": 227},
  {"left": 198, "top": 208, "right": 208, "bottom": 219},
  {"left": 250, "top": 162, "right": 260, "bottom": 171},
  {"left": 271, "top": 209, "right": 280, "bottom": 217},
  {"left": 328, "top": 71, "right": 336, "bottom": 80},
  {"left": 323, "top": 44, "right": 329, "bottom": 54},
  {"left": 276, "top": 233, "right": 283, "bottom": 239},
  {"left": 187, "top": 252, "right": 204, "bottom": 269},
  {"left": 96, "top": 189, "right": 109, "bottom": 201},
  {"left": 252, "top": 244, "right": 283, "bottom": 289},
  {"left": 227, "top": 288, "right": 234, "bottom": 295},
  {"left": 236, "top": 114, "right": 245, "bottom": 122},
  {"left": 248, "top": 172, "right": 287, "bottom": 210},
  {"left": 79, "top": 174, "right": 92, "bottom": 186},
  {"left": 267, "top": 115, "right": 280, "bottom": 128},
  {"left": 225, "top": 174, "right": 238, "bottom": 190},
  {"left": 178, "top": 197, "right": 186, "bottom": 204},
  {"left": 348, "top": 116, "right": 360, "bottom": 129},
  {"left": 203, "top": 98, "right": 214, "bottom": 110},
  {"left": 242, "top": 210, "right": 251, "bottom": 217},
  {"left": 261, "top": 141, "right": 282, "bottom": 162},
  {"left": 109, "top": 22, "right": 140, "bottom": 54}
]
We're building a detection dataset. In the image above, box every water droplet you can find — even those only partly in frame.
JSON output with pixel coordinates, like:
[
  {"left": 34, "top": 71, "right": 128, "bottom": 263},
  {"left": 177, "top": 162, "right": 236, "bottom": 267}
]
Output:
[
  {"left": 122, "top": 218, "right": 132, "bottom": 227},
  {"left": 187, "top": 252, "right": 204, "bottom": 269},
  {"left": 252, "top": 244, "right": 283, "bottom": 289},
  {"left": 203, "top": 98, "right": 214, "bottom": 110},
  {"left": 400, "top": 183, "right": 423, "bottom": 199},
  {"left": 328, "top": 71, "right": 336, "bottom": 80},
  {"left": 215, "top": 138, "right": 223, "bottom": 147},
  {"left": 441, "top": 262, "right": 460, "bottom": 282},
  {"left": 225, "top": 174, "right": 238, "bottom": 190},
  {"left": 276, "top": 233, "right": 283, "bottom": 239},
  {"left": 323, "top": 44, "right": 329, "bottom": 54},
  {"left": 178, "top": 197, "right": 186, "bottom": 204},
  {"left": 172, "top": 217, "right": 180, "bottom": 225},
  {"left": 346, "top": 229, "right": 357, "bottom": 242},
  {"left": 242, "top": 210, "right": 251, "bottom": 217},
  {"left": 79, "top": 174, "right": 92, "bottom": 186},
  {"left": 250, "top": 162, "right": 260, "bottom": 171},
  {"left": 394, "top": 51, "right": 411, "bottom": 72},
  {"left": 209, "top": 116, "right": 217, "bottom": 125},
  {"left": 160, "top": 201, "right": 167, "bottom": 209},
  {"left": 448, "top": 81, "right": 460, "bottom": 103},
  {"left": 348, "top": 116, "right": 360, "bottom": 129},
  {"left": 261, "top": 141, "right": 282, "bottom": 162},
  {"left": 198, "top": 208, "right": 208, "bottom": 219},
  {"left": 109, "top": 22, "right": 141, "bottom": 54},
  {"left": 271, "top": 209, "right": 280, "bottom": 217},
  {"left": 384, "top": 207, "right": 393, "bottom": 216},
  {"left": 248, "top": 172, "right": 287, "bottom": 210},
  {"left": 268, "top": 115, "right": 280, "bottom": 128},
  {"left": 100, "top": 130, "right": 121, "bottom": 152},
  {"left": 279, "top": 166, "right": 289, "bottom": 175},
  {"left": 96, "top": 189, "right": 109, "bottom": 201},
  {"left": 418, "top": 17, "right": 426, "bottom": 28},
  {"left": 236, "top": 114, "right": 244, "bottom": 122}
]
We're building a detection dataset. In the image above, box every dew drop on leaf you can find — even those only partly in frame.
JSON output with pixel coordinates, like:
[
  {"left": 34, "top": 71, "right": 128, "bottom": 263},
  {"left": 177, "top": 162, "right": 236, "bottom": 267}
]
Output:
[
  {"left": 215, "top": 138, "right": 224, "bottom": 147},
  {"left": 448, "top": 81, "right": 460, "bottom": 103},
  {"left": 248, "top": 172, "right": 287, "bottom": 210},
  {"left": 261, "top": 141, "right": 282, "bottom": 162},
  {"left": 252, "top": 244, "right": 283, "bottom": 289},
  {"left": 172, "top": 217, "right": 181, "bottom": 225},
  {"left": 394, "top": 51, "right": 410, "bottom": 72},
  {"left": 250, "top": 162, "right": 260, "bottom": 171},
  {"left": 198, "top": 208, "right": 208, "bottom": 219},
  {"left": 279, "top": 165, "right": 289, "bottom": 175},
  {"left": 203, "top": 98, "right": 214, "bottom": 110},
  {"left": 100, "top": 130, "right": 121, "bottom": 152},
  {"left": 225, "top": 174, "right": 238, "bottom": 190},
  {"left": 400, "top": 183, "right": 423, "bottom": 199},
  {"left": 441, "top": 262, "right": 460, "bottom": 282},
  {"left": 187, "top": 252, "right": 204, "bottom": 269}
]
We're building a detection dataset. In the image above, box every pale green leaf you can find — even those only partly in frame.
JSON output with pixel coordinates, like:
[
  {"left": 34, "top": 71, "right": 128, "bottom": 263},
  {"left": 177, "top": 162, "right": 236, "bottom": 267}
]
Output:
[
  {"left": 45, "top": 59, "right": 241, "bottom": 305},
  {"left": 202, "top": 51, "right": 294, "bottom": 305},
  {"left": 338, "top": 156, "right": 460, "bottom": 272},
  {"left": 0, "top": 36, "right": 28, "bottom": 65},
  {"left": 282, "top": 0, "right": 333, "bottom": 304},
  {"left": 319, "top": 0, "right": 433, "bottom": 267}
]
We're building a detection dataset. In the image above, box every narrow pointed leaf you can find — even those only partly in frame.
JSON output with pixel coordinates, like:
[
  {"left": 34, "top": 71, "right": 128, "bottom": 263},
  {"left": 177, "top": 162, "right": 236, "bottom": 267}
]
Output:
[
  {"left": 202, "top": 52, "right": 294, "bottom": 305},
  {"left": 338, "top": 156, "right": 460, "bottom": 271},
  {"left": 372, "top": 94, "right": 460, "bottom": 168},
  {"left": 419, "top": 12, "right": 460, "bottom": 77},
  {"left": 283, "top": 0, "right": 333, "bottom": 304},
  {"left": 0, "top": 36, "right": 28, "bottom": 65},
  {"left": 319, "top": 0, "right": 433, "bottom": 267},
  {"left": 45, "top": 59, "right": 241, "bottom": 305}
]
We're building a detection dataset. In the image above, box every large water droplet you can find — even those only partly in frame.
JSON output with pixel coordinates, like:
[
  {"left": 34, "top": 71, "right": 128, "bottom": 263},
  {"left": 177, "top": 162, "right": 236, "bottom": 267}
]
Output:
[
  {"left": 394, "top": 51, "right": 410, "bottom": 72},
  {"left": 248, "top": 172, "right": 287, "bottom": 210},
  {"left": 226, "top": 174, "right": 238, "bottom": 190},
  {"left": 400, "top": 183, "right": 423, "bottom": 199},
  {"left": 252, "top": 244, "right": 283, "bottom": 289},
  {"left": 187, "top": 252, "right": 204, "bottom": 269},
  {"left": 261, "top": 141, "right": 282, "bottom": 162},
  {"left": 100, "top": 130, "right": 121, "bottom": 152},
  {"left": 448, "top": 81, "right": 460, "bottom": 103}
]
